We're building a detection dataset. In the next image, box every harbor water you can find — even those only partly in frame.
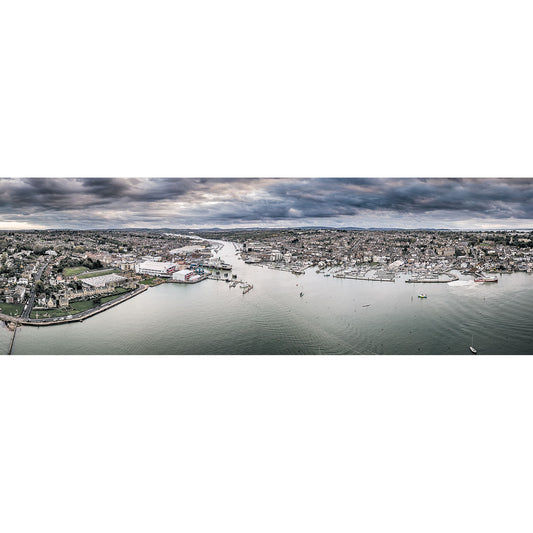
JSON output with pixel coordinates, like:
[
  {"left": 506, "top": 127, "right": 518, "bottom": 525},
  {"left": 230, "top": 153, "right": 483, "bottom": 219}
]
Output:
[{"left": 2, "top": 240, "right": 533, "bottom": 355}]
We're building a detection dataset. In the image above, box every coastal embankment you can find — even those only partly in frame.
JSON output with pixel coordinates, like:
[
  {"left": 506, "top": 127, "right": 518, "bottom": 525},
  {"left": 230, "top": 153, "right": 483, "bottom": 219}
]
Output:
[{"left": 1, "top": 285, "right": 148, "bottom": 328}]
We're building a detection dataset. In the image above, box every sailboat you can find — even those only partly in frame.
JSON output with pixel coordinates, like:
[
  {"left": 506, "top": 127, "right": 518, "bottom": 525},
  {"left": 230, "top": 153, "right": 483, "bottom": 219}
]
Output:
[{"left": 469, "top": 335, "right": 477, "bottom": 354}]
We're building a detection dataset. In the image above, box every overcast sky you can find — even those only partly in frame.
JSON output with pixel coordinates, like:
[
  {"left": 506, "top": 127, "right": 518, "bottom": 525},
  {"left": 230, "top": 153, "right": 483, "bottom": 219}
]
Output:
[{"left": 1, "top": 178, "right": 532, "bottom": 230}]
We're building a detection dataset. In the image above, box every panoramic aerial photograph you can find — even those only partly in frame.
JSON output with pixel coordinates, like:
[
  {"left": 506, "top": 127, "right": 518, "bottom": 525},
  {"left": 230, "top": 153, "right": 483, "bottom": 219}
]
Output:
[{"left": 0, "top": 177, "right": 532, "bottom": 355}]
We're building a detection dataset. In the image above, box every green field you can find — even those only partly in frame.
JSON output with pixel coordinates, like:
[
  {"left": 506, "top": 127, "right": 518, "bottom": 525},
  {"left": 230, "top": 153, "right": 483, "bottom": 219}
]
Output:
[
  {"left": 140, "top": 277, "right": 166, "bottom": 286},
  {"left": 0, "top": 302, "right": 24, "bottom": 317},
  {"left": 69, "top": 300, "right": 96, "bottom": 313},
  {"left": 30, "top": 307, "right": 71, "bottom": 319},
  {"left": 77, "top": 269, "right": 120, "bottom": 279},
  {"left": 100, "top": 288, "right": 130, "bottom": 304},
  {"left": 63, "top": 266, "right": 89, "bottom": 277}
]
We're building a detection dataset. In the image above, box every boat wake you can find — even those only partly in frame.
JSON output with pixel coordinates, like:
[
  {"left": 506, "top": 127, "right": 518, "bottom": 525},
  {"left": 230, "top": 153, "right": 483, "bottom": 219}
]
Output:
[{"left": 448, "top": 280, "right": 476, "bottom": 287}]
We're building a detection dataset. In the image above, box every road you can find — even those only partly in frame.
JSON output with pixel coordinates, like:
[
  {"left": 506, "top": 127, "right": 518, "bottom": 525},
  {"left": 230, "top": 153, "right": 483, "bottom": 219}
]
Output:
[{"left": 20, "top": 259, "right": 51, "bottom": 320}]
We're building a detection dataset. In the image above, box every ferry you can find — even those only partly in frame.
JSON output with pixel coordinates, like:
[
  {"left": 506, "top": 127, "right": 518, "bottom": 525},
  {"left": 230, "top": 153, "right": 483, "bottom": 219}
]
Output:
[{"left": 474, "top": 277, "right": 498, "bottom": 282}]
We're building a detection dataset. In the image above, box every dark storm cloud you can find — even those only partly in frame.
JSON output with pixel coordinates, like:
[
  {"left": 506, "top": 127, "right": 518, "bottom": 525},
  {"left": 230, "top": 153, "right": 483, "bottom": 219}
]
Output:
[
  {"left": 0, "top": 178, "right": 263, "bottom": 213},
  {"left": 0, "top": 177, "right": 532, "bottom": 229},
  {"left": 258, "top": 178, "right": 533, "bottom": 220}
]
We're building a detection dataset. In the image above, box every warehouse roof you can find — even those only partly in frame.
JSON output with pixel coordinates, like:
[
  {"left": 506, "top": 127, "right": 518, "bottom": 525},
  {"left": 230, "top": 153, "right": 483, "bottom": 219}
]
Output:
[{"left": 82, "top": 273, "right": 127, "bottom": 288}]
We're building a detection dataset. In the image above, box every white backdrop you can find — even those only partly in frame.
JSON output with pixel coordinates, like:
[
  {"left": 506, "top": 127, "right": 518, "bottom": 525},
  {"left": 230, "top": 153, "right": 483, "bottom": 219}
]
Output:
[{"left": 1, "top": 2, "right": 533, "bottom": 532}]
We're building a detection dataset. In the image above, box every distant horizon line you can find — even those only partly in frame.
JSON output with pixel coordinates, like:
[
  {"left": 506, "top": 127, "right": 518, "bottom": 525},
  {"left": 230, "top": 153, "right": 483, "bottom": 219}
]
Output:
[{"left": 1, "top": 226, "right": 532, "bottom": 232}]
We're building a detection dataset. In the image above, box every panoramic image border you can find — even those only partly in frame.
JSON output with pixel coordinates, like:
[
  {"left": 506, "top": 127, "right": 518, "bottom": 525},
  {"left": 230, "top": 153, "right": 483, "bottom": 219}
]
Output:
[{"left": 1, "top": 177, "right": 532, "bottom": 355}]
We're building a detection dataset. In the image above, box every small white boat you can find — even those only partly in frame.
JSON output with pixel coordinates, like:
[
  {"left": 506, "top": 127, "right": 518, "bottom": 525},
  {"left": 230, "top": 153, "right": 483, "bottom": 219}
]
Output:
[{"left": 469, "top": 335, "right": 477, "bottom": 354}]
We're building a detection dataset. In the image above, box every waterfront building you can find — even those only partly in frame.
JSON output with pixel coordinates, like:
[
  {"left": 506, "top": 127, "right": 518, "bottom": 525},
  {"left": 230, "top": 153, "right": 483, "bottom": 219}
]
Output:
[
  {"left": 172, "top": 269, "right": 203, "bottom": 283},
  {"left": 135, "top": 261, "right": 178, "bottom": 277}
]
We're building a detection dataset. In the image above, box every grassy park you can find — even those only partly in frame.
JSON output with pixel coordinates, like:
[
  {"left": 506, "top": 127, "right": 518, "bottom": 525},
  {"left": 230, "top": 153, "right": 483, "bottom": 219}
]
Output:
[
  {"left": 31, "top": 307, "right": 71, "bottom": 319},
  {"left": 0, "top": 302, "right": 24, "bottom": 317},
  {"left": 62, "top": 265, "right": 89, "bottom": 277},
  {"left": 140, "top": 277, "right": 165, "bottom": 286},
  {"left": 77, "top": 269, "right": 120, "bottom": 279}
]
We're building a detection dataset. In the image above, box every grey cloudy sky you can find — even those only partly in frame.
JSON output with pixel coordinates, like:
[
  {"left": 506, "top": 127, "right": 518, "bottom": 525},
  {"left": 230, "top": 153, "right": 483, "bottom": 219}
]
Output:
[{"left": 1, "top": 178, "right": 532, "bottom": 230}]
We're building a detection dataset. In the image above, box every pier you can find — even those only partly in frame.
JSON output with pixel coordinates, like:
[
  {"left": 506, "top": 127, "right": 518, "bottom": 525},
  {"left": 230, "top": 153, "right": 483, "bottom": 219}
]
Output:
[
  {"left": 241, "top": 283, "right": 253, "bottom": 294},
  {"left": 7, "top": 327, "right": 17, "bottom": 355},
  {"left": 208, "top": 272, "right": 253, "bottom": 294},
  {"left": 405, "top": 273, "right": 459, "bottom": 283}
]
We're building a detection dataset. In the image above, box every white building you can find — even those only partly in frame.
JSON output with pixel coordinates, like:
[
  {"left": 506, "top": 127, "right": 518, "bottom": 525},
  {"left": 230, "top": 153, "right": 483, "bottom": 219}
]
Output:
[
  {"left": 82, "top": 273, "right": 127, "bottom": 289},
  {"left": 135, "top": 261, "right": 177, "bottom": 277},
  {"left": 172, "top": 269, "right": 201, "bottom": 283},
  {"left": 270, "top": 250, "right": 283, "bottom": 262},
  {"left": 388, "top": 260, "right": 404, "bottom": 270}
]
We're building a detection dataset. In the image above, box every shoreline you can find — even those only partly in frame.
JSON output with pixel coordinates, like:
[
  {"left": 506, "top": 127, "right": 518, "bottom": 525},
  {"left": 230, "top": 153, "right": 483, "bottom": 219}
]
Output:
[
  {"left": 1, "top": 285, "right": 149, "bottom": 328},
  {"left": 1, "top": 274, "right": 210, "bottom": 329}
]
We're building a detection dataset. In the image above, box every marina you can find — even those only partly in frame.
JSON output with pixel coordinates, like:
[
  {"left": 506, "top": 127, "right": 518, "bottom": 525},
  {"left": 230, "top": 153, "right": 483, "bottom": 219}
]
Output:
[{"left": 333, "top": 268, "right": 395, "bottom": 282}]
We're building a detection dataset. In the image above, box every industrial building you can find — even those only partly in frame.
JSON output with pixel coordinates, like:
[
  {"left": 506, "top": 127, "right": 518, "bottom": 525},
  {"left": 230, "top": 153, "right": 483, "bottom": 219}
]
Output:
[
  {"left": 135, "top": 261, "right": 178, "bottom": 277},
  {"left": 172, "top": 269, "right": 203, "bottom": 283},
  {"left": 81, "top": 273, "right": 128, "bottom": 289}
]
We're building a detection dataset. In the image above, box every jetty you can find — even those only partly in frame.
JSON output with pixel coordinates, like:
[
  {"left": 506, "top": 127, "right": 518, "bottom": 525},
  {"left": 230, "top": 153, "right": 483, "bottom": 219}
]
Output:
[
  {"left": 241, "top": 283, "right": 253, "bottom": 294},
  {"left": 405, "top": 273, "right": 459, "bottom": 283},
  {"left": 7, "top": 325, "right": 18, "bottom": 355}
]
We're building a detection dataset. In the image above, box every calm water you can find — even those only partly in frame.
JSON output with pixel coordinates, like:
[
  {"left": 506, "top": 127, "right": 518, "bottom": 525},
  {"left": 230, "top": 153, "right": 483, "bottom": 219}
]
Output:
[{"left": 3, "top": 240, "right": 533, "bottom": 355}]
